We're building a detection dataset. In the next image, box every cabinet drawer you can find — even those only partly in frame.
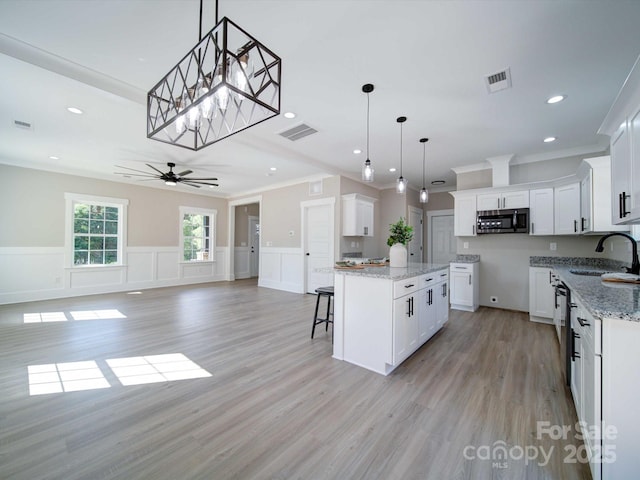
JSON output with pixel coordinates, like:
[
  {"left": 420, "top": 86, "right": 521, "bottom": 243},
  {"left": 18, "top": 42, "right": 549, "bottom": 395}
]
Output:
[
  {"left": 450, "top": 263, "right": 471, "bottom": 273},
  {"left": 421, "top": 273, "right": 438, "bottom": 288},
  {"left": 393, "top": 278, "right": 420, "bottom": 298}
]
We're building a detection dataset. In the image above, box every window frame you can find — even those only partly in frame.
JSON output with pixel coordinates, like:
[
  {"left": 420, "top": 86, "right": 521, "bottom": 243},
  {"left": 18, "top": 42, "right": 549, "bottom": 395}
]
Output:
[
  {"left": 179, "top": 206, "right": 217, "bottom": 263},
  {"left": 65, "top": 193, "right": 128, "bottom": 268}
]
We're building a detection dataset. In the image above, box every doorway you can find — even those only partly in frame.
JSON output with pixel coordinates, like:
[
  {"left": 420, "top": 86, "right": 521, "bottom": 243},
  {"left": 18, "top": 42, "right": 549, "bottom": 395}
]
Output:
[
  {"left": 228, "top": 196, "right": 262, "bottom": 282},
  {"left": 427, "top": 209, "right": 456, "bottom": 264},
  {"left": 301, "top": 198, "right": 335, "bottom": 294},
  {"left": 408, "top": 206, "right": 423, "bottom": 263}
]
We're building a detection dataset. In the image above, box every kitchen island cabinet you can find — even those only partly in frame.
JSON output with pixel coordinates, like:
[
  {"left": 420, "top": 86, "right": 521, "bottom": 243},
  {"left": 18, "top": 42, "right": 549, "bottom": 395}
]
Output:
[{"left": 332, "top": 263, "right": 449, "bottom": 375}]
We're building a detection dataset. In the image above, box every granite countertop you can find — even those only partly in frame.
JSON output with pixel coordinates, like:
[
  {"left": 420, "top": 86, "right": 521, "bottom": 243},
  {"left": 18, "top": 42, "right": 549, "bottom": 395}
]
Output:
[
  {"left": 451, "top": 254, "right": 480, "bottom": 264},
  {"left": 530, "top": 256, "right": 640, "bottom": 322},
  {"left": 326, "top": 262, "right": 449, "bottom": 281}
]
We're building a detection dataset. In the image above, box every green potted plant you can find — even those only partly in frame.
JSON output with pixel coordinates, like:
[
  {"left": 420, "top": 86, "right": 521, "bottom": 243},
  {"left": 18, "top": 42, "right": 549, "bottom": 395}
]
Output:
[{"left": 387, "top": 217, "right": 413, "bottom": 267}]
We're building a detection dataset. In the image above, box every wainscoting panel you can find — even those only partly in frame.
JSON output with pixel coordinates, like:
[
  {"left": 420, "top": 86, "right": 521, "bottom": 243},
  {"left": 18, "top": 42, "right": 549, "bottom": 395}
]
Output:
[
  {"left": 0, "top": 246, "right": 229, "bottom": 305},
  {"left": 258, "top": 247, "right": 304, "bottom": 294}
]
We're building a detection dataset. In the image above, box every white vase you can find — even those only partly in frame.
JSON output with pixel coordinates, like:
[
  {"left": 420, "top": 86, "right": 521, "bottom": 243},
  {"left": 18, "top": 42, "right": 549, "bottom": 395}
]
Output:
[{"left": 389, "top": 243, "right": 408, "bottom": 268}]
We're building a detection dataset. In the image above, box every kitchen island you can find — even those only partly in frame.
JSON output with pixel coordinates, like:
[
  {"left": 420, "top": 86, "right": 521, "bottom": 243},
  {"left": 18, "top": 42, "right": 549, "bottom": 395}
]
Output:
[{"left": 331, "top": 263, "right": 449, "bottom": 375}]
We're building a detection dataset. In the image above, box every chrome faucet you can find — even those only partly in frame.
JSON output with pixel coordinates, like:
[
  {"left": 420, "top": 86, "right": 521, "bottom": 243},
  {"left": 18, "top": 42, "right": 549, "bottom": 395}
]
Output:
[{"left": 595, "top": 232, "right": 640, "bottom": 275}]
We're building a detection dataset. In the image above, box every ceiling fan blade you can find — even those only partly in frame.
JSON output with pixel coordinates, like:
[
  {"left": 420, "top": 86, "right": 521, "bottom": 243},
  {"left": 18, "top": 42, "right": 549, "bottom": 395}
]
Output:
[
  {"left": 182, "top": 176, "right": 218, "bottom": 181},
  {"left": 184, "top": 181, "right": 219, "bottom": 187},
  {"left": 180, "top": 181, "right": 202, "bottom": 188},
  {"left": 114, "top": 172, "right": 159, "bottom": 178},
  {"left": 146, "top": 163, "right": 165, "bottom": 175},
  {"left": 114, "top": 165, "right": 159, "bottom": 175},
  {"left": 176, "top": 170, "right": 193, "bottom": 176}
]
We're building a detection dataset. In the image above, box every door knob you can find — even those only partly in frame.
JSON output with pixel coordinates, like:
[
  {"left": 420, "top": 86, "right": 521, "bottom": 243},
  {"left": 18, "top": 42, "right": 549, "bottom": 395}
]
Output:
[{"left": 306, "top": 253, "right": 310, "bottom": 256}]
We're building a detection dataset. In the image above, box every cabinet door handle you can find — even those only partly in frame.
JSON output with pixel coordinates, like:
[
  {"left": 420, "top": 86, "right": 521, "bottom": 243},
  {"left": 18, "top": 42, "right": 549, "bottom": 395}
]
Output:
[
  {"left": 364, "top": 226, "right": 368, "bottom": 235},
  {"left": 406, "top": 298, "right": 411, "bottom": 316},
  {"left": 574, "top": 220, "right": 577, "bottom": 233},
  {"left": 571, "top": 331, "right": 580, "bottom": 360},
  {"left": 472, "top": 225, "right": 475, "bottom": 235},
  {"left": 426, "top": 277, "right": 433, "bottom": 282},
  {"left": 619, "top": 192, "right": 624, "bottom": 219},
  {"left": 405, "top": 284, "right": 415, "bottom": 288},
  {"left": 468, "top": 274, "right": 472, "bottom": 285},
  {"left": 531, "top": 222, "right": 534, "bottom": 234},
  {"left": 581, "top": 217, "right": 586, "bottom": 232},
  {"left": 577, "top": 316, "right": 591, "bottom": 327}
]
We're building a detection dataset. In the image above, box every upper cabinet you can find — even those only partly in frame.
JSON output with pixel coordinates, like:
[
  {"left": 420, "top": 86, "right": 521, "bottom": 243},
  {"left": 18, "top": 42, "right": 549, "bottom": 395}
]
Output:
[
  {"left": 529, "top": 188, "right": 554, "bottom": 235},
  {"left": 554, "top": 183, "right": 581, "bottom": 235},
  {"left": 578, "top": 156, "right": 628, "bottom": 234},
  {"left": 598, "top": 57, "right": 640, "bottom": 225},
  {"left": 476, "top": 190, "right": 529, "bottom": 210},
  {"left": 452, "top": 193, "right": 477, "bottom": 236},
  {"left": 342, "top": 194, "right": 375, "bottom": 236}
]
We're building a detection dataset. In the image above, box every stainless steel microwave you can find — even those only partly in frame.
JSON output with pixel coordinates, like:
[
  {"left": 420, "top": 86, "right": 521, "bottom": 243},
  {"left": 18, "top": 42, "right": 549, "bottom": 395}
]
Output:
[{"left": 476, "top": 208, "right": 529, "bottom": 234}]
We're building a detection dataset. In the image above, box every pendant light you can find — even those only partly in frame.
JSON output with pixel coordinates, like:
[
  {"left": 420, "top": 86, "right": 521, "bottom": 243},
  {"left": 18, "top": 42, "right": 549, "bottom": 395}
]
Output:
[
  {"left": 147, "top": 0, "right": 281, "bottom": 151},
  {"left": 396, "top": 116, "right": 408, "bottom": 194},
  {"left": 419, "top": 137, "right": 429, "bottom": 203},
  {"left": 361, "top": 84, "right": 375, "bottom": 182}
]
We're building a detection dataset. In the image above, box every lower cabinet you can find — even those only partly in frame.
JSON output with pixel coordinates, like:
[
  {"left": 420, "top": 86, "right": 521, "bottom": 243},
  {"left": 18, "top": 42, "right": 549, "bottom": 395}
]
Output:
[
  {"left": 392, "top": 271, "right": 448, "bottom": 366},
  {"left": 450, "top": 262, "right": 479, "bottom": 311},
  {"left": 529, "top": 267, "right": 555, "bottom": 321}
]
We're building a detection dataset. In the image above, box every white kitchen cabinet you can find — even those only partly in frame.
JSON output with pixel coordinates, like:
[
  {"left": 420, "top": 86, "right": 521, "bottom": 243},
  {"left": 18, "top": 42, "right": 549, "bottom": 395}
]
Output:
[
  {"left": 529, "top": 188, "right": 554, "bottom": 235},
  {"left": 342, "top": 194, "right": 375, "bottom": 236},
  {"left": 435, "top": 271, "right": 449, "bottom": 328},
  {"left": 528, "top": 267, "right": 555, "bottom": 321},
  {"left": 476, "top": 190, "right": 529, "bottom": 210},
  {"left": 577, "top": 156, "right": 628, "bottom": 234},
  {"left": 419, "top": 274, "right": 438, "bottom": 342},
  {"left": 392, "top": 292, "right": 419, "bottom": 365},
  {"left": 449, "top": 262, "right": 479, "bottom": 312},
  {"left": 452, "top": 193, "right": 477, "bottom": 236},
  {"left": 554, "top": 182, "right": 580, "bottom": 235}
]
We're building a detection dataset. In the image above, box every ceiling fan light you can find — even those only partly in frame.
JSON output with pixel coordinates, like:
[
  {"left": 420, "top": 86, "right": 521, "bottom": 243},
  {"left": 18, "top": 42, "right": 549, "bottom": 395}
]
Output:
[{"left": 165, "top": 180, "right": 177, "bottom": 186}]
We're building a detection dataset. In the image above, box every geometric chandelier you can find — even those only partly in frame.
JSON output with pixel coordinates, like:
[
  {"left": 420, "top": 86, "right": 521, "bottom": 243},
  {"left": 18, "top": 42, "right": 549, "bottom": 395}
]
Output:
[{"left": 147, "top": 0, "right": 281, "bottom": 151}]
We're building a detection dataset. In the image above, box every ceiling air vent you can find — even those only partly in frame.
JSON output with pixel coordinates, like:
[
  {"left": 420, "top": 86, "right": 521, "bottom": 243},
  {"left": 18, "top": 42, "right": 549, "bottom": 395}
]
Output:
[
  {"left": 14, "top": 119, "right": 33, "bottom": 130},
  {"left": 484, "top": 67, "right": 512, "bottom": 94},
  {"left": 278, "top": 123, "right": 318, "bottom": 141}
]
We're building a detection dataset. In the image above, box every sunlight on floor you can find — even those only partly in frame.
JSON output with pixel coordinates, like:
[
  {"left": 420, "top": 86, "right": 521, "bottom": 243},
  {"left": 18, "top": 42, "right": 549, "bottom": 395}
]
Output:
[
  {"left": 23, "top": 309, "right": 127, "bottom": 323},
  {"left": 28, "top": 361, "right": 110, "bottom": 395},
  {"left": 106, "top": 353, "right": 212, "bottom": 386},
  {"left": 23, "top": 312, "right": 68, "bottom": 323}
]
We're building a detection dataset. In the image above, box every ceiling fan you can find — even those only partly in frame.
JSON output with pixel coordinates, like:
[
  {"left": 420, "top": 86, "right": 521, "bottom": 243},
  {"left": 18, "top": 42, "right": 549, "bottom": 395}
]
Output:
[{"left": 114, "top": 162, "right": 218, "bottom": 188}]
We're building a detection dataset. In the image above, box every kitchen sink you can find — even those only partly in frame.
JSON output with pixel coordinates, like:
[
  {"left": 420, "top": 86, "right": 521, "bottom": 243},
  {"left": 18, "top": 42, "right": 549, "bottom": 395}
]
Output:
[{"left": 568, "top": 269, "right": 611, "bottom": 276}]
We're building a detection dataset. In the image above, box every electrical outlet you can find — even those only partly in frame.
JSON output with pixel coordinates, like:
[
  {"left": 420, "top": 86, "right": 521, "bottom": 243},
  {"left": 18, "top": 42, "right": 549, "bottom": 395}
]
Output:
[
  {"left": 351, "top": 241, "right": 356, "bottom": 247},
  {"left": 266, "top": 241, "right": 273, "bottom": 247},
  {"left": 463, "top": 242, "right": 469, "bottom": 249},
  {"left": 490, "top": 296, "right": 498, "bottom": 303},
  {"left": 550, "top": 242, "right": 557, "bottom": 251}
]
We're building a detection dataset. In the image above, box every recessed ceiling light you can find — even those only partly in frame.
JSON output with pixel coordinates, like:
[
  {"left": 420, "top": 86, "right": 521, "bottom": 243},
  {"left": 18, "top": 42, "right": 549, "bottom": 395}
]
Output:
[
  {"left": 67, "top": 107, "right": 83, "bottom": 114},
  {"left": 431, "top": 180, "right": 445, "bottom": 185},
  {"left": 544, "top": 136, "right": 557, "bottom": 143},
  {"left": 283, "top": 112, "right": 296, "bottom": 119},
  {"left": 353, "top": 149, "right": 362, "bottom": 155},
  {"left": 49, "top": 156, "right": 59, "bottom": 160},
  {"left": 389, "top": 168, "right": 397, "bottom": 172},
  {"left": 270, "top": 167, "right": 277, "bottom": 171},
  {"left": 546, "top": 95, "right": 567, "bottom": 104}
]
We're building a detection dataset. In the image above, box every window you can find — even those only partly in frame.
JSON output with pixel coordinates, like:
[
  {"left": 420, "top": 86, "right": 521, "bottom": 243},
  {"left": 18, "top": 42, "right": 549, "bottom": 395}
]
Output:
[
  {"left": 180, "top": 207, "right": 216, "bottom": 261},
  {"left": 65, "top": 193, "right": 128, "bottom": 267}
]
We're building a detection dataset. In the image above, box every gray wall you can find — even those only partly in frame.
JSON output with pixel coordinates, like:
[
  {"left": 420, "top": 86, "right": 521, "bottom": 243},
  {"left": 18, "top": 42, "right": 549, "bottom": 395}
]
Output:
[{"left": 0, "top": 164, "right": 229, "bottom": 248}]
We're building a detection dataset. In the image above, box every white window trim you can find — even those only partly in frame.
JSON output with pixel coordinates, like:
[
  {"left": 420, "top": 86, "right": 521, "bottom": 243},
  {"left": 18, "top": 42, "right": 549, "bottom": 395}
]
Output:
[
  {"left": 64, "top": 193, "right": 129, "bottom": 269},
  {"left": 179, "top": 206, "right": 217, "bottom": 263}
]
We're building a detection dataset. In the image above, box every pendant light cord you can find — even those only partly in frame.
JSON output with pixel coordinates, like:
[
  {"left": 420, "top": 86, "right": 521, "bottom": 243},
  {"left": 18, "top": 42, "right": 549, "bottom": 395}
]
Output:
[
  {"left": 366, "top": 93, "right": 370, "bottom": 159},
  {"left": 400, "top": 122, "right": 403, "bottom": 176},
  {"left": 422, "top": 142, "right": 426, "bottom": 188}
]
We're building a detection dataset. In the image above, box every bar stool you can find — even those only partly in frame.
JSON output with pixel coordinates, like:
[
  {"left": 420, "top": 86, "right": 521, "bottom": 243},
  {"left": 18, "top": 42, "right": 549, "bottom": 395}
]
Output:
[{"left": 311, "top": 286, "right": 334, "bottom": 339}]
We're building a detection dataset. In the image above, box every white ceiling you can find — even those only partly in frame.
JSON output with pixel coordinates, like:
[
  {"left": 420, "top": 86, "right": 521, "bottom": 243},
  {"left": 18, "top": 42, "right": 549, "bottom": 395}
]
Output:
[{"left": 1, "top": 0, "right": 640, "bottom": 197}]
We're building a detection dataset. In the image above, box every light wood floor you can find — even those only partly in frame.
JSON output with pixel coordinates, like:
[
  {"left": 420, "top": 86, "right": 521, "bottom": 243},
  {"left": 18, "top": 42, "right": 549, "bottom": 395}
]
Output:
[{"left": 0, "top": 280, "right": 590, "bottom": 480}]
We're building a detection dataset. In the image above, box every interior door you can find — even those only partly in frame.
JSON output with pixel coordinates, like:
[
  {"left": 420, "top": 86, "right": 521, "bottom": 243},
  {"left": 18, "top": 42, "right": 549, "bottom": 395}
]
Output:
[
  {"left": 249, "top": 215, "right": 259, "bottom": 278},
  {"left": 408, "top": 207, "right": 423, "bottom": 263},
  {"left": 305, "top": 203, "right": 334, "bottom": 293},
  {"left": 431, "top": 215, "right": 456, "bottom": 264}
]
